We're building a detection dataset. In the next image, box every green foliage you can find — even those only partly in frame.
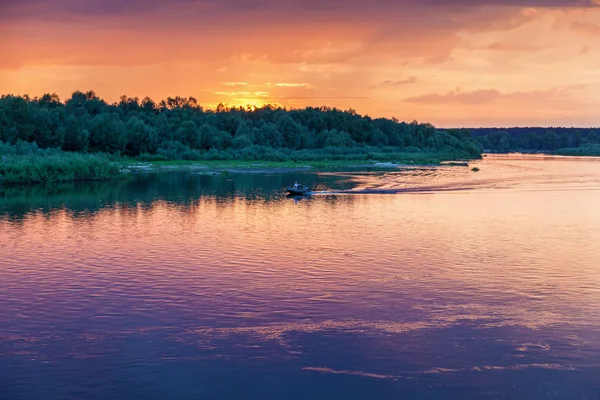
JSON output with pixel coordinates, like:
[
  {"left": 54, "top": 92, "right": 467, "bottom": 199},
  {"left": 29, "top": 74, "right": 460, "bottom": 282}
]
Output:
[
  {"left": 0, "top": 141, "right": 119, "bottom": 185},
  {"left": 322, "top": 130, "right": 356, "bottom": 148},
  {"left": 232, "top": 134, "right": 253, "bottom": 150},
  {"left": 89, "top": 113, "right": 126, "bottom": 153},
  {"left": 0, "top": 91, "right": 482, "bottom": 162},
  {"left": 129, "top": 145, "right": 473, "bottom": 165},
  {"left": 126, "top": 117, "right": 158, "bottom": 155},
  {"left": 63, "top": 115, "right": 88, "bottom": 152},
  {"left": 155, "top": 141, "right": 203, "bottom": 161},
  {"left": 554, "top": 145, "right": 600, "bottom": 156},
  {"left": 462, "top": 128, "right": 600, "bottom": 153},
  {"left": 176, "top": 120, "right": 200, "bottom": 149}
]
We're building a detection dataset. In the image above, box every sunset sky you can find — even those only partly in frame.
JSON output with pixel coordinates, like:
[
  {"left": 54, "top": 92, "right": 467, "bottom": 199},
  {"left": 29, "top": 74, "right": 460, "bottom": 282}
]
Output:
[{"left": 1, "top": 0, "right": 600, "bottom": 127}]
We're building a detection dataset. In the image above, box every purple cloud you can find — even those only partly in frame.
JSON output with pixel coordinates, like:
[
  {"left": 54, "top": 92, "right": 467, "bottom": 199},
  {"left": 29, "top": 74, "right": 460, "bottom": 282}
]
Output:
[
  {"left": 403, "top": 88, "right": 575, "bottom": 105},
  {"left": 382, "top": 77, "right": 418, "bottom": 86},
  {"left": 1, "top": 0, "right": 597, "bottom": 20}
]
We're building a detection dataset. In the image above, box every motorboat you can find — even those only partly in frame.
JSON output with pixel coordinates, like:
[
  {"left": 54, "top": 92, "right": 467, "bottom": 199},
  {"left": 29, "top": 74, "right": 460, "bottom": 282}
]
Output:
[{"left": 286, "top": 185, "right": 310, "bottom": 195}]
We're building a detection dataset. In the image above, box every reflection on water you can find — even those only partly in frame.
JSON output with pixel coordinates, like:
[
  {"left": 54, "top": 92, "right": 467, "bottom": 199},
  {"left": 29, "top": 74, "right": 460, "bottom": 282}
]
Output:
[{"left": 1, "top": 155, "right": 600, "bottom": 399}]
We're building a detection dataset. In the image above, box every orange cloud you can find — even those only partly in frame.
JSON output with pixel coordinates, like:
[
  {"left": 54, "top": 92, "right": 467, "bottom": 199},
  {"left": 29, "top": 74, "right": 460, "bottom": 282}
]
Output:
[
  {"left": 404, "top": 88, "right": 571, "bottom": 104},
  {"left": 570, "top": 21, "right": 600, "bottom": 35},
  {"left": 1, "top": 1, "right": 600, "bottom": 126}
]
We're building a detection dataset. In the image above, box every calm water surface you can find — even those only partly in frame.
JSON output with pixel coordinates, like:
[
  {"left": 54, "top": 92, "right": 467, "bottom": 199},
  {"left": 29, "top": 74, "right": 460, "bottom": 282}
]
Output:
[{"left": 1, "top": 155, "right": 600, "bottom": 399}]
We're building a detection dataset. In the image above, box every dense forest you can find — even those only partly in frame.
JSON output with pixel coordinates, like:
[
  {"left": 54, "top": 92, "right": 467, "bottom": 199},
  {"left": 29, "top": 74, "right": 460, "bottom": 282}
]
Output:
[
  {"left": 0, "top": 91, "right": 480, "bottom": 161},
  {"left": 458, "top": 128, "right": 600, "bottom": 155},
  {"left": 3, "top": 90, "right": 598, "bottom": 185}
]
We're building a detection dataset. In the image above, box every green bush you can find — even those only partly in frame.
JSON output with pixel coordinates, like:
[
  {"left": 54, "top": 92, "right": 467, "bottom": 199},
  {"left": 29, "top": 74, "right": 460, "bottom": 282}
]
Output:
[{"left": 0, "top": 141, "right": 119, "bottom": 185}]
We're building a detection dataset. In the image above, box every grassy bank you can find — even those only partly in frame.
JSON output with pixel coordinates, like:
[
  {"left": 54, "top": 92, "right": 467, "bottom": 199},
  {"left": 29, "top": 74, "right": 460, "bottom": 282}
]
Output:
[
  {"left": 129, "top": 145, "right": 479, "bottom": 166},
  {"left": 122, "top": 149, "right": 477, "bottom": 172},
  {"left": 1, "top": 141, "right": 478, "bottom": 185},
  {"left": 0, "top": 142, "right": 120, "bottom": 185}
]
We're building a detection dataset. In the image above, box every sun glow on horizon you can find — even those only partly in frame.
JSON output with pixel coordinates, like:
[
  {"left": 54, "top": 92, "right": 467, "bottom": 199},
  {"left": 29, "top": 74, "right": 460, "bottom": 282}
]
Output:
[{"left": 1, "top": 2, "right": 600, "bottom": 126}]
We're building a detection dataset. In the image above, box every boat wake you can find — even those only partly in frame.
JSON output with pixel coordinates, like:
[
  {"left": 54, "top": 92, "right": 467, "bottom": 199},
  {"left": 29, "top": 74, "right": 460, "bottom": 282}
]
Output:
[
  {"left": 290, "top": 154, "right": 600, "bottom": 197},
  {"left": 303, "top": 185, "right": 472, "bottom": 196}
]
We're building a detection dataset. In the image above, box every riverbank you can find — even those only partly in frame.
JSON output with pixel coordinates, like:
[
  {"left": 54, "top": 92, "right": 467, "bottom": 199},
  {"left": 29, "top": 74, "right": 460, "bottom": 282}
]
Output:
[
  {"left": 6, "top": 148, "right": 600, "bottom": 186},
  {"left": 0, "top": 141, "right": 478, "bottom": 185},
  {"left": 0, "top": 154, "right": 473, "bottom": 185},
  {"left": 119, "top": 153, "right": 474, "bottom": 175},
  {"left": 0, "top": 153, "right": 120, "bottom": 185}
]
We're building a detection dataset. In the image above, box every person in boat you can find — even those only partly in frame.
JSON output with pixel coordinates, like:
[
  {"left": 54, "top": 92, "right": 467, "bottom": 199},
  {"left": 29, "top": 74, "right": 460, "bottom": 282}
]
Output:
[{"left": 293, "top": 182, "right": 300, "bottom": 189}]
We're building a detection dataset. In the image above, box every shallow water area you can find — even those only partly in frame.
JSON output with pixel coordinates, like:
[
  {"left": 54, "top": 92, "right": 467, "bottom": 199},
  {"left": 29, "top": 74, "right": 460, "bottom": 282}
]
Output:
[{"left": 1, "top": 154, "right": 600, "bottom": 399}]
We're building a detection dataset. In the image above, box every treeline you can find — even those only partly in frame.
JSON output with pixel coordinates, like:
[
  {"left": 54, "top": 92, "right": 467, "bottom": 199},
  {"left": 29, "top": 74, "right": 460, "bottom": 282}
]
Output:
[
  {"left": 0, "top": 91, "right": 481, "bottom": 160},
  {"left": 457, "top": 128, "right": 600, "bottom": 153}
]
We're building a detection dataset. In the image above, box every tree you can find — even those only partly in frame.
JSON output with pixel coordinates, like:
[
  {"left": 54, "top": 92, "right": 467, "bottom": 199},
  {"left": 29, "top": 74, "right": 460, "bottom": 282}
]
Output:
[
  {"left": 370, "top": 129, "right": 389, "bottom": 147},
  {"left": 235, "top": 121, "right": 253, "bottom": 137},
  {"left": 276, "top": 115, "right": 303, "bottom": 148},
  {"left": 37, "top": 93, "right": 62, "bottom": 109},
  {"left": 89, "top": 114, "right": 126, "bottom": 153},
  {"left": 32, "top": 107, "right": 64, "bottom": 148},
  {"left": 212, "top": 130, "right": 233, "bottom": 150},
  {"left": 2, "top": 96, "right": 34, "bottom": 142},
  {"left": 63, "top": 115, "right": 88, "bottom": 152},
  {"left": 66, "top": 91, "right": 88, "bottom": 109},
  {"left": 232, "top": 134, "right": 253, "bottom": 149},
  {"left": 126, "top": 117, "right": 158, "bottom": 156},
  {"left": 141, "top": 97, "right": 157, "bottom": 113},
  {"left": 256, "top": 123, "right": 284, "bottom": 148},
  {"left": 321, "top": 130, "right": 356, "bottom": 148},
  {"left": 199, "top": 123, "right": 216, "bottom": 150},
  {"left": 0, "top": 108, "right": 9, "bottom": 142},
  {"left": 175, "top": 120, "right": 200, "bottom": 148},
  {"left": 118, "top": 95, "right": 140, "bottom": 115}
]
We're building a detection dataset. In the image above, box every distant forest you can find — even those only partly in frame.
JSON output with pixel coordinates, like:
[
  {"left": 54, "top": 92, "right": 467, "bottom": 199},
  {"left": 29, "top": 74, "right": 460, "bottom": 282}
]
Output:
[
  {"left": 457, "top": 128, "right": 600, "bottom": 154},
  {"left": 0, "top": 91, "right": 481, "bottom": 161},
  {"left": 2, "top": 91, "right": 598, "bottom": 162}
]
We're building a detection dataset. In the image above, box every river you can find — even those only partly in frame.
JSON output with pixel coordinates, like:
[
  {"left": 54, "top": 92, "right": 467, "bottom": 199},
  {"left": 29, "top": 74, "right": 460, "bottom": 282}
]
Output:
[{"left": 1, "top": 154, "right": 599, "bottom": 399}]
